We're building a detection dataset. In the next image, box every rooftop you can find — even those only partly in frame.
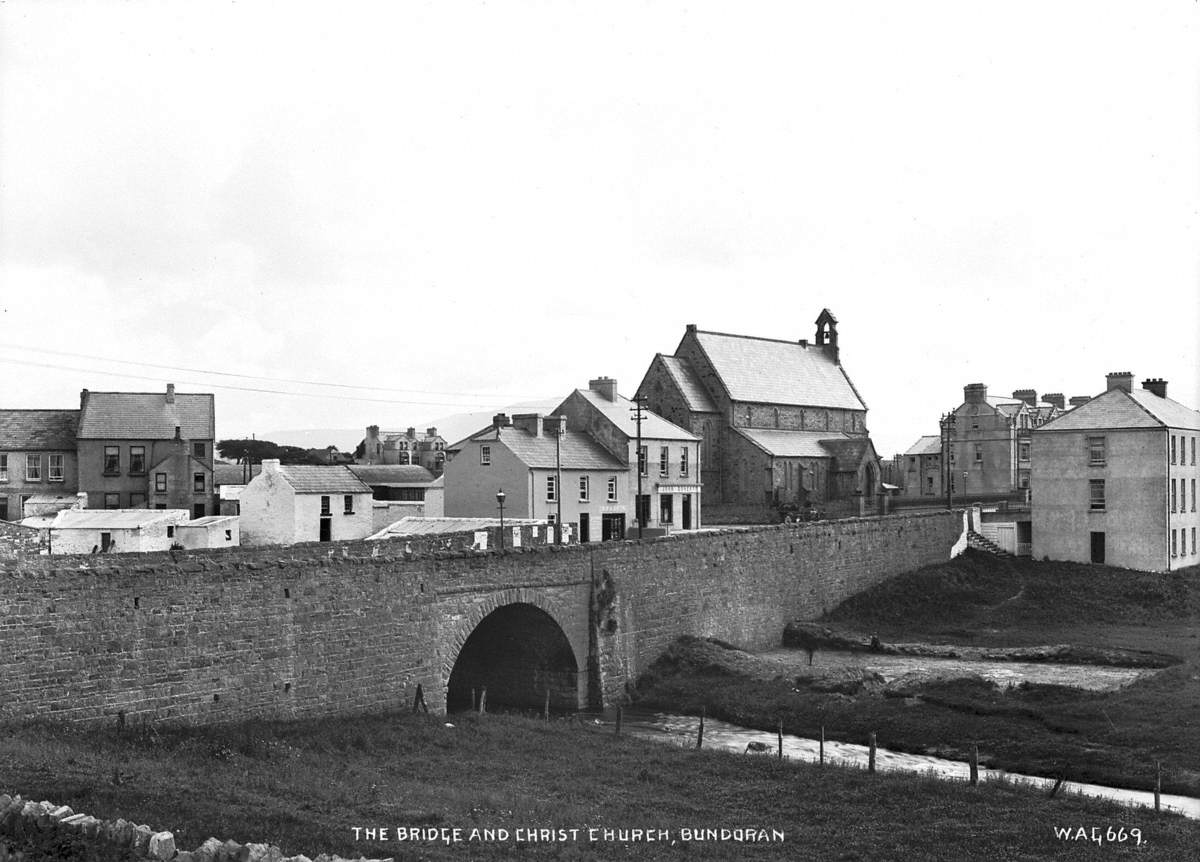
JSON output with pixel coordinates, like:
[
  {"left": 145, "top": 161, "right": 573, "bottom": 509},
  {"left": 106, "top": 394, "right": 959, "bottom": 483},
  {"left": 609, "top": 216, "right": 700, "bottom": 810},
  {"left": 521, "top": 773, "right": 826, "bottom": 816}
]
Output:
[
  {"left": 347, "top": 464, "right": 437, "bottom": 486},
  {"left": 657, "top": 355, "right": 719, "bottom": 413},
  {"left": 904, "top": 435, "right": 943, "bottom": 457},
  {"left": 1039, "top": 387, "right": 1200, "bottom": 432},
  {"left": 369, "top": 516, "right": 546, "bottom": 539},
  {"left": 78, "top": 389, "right": 214, "bottom": 440},
  {"left": 0, "top": 409, "right": 79, "bottom": 450},
  {"left": 50, "top": 509, "right": 190, "bottom": 530},
  {"left": 269, "top": 464, "right": 373, "bottom": 494},
  {"left": 558, "top": 389, "right": 698, "bottom": 441},
  {"left": 464, "top": 424, "right": 627, "bottom": 471}
]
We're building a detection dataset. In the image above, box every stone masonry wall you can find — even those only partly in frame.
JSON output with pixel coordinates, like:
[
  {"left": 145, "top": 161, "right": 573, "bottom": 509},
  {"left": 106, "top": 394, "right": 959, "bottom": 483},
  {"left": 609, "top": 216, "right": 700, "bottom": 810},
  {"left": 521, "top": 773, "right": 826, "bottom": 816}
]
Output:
[{"left": 0, "top": 512, "right": 960, "bottom": 725}]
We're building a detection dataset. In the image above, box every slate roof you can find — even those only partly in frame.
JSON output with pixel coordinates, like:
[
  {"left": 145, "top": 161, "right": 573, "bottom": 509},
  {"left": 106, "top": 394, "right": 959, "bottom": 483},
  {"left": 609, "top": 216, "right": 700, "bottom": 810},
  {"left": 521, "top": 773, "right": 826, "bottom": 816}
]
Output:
[
  {"left": 904, "top": 435, "right": 942, "bottom": 457},
  {"left": 0, "top": 410, "right": 79, "bottom": 449},
  {"left": 78, "top": 391, "right": 214, "bottom": 440},
  {"left": 820, "top": 438, "right": 874, "bottom": 473},
  {"left": 50, "top": 509, "right": 189, "bottom": 529},
  {"left": 213, "top": 463, "right": 261, "bottom": 486},
  {"left": 347, "top": 464, "right": 437, "bottom": 486},
  {"left": 734, "top": 429, "right": 848, "bottom": 458},
  {"left": 274, "top": 465, "right": 373, "bottom": 494},
  {"left": 1039, "top": 387, "right": 1200, "bottom": 432},
  {"left": 465, "top": 426, "right": 627, "bottom": 470},
  {"left": 691, "top": 330, "right": 866, "bottom": 410},
  {"left": 181, "top": 516, "right": 238, "bottom": 527},
  {"left": 369, "top": 516, "right": 546, "bottom": 540},
  {"left": 657, "top": 355, "right": 719, "bottom": 413},
  {"left": 558, "top": 389, "right": 699, "bottom": 441}
]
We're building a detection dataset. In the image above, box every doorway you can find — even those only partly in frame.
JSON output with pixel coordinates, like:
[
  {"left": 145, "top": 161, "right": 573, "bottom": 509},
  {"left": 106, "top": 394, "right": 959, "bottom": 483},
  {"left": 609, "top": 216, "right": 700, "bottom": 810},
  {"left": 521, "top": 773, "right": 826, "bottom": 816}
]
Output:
[
  {"left": 682, "top": 495, "right": 692, "bottom": 529},
  {"left": 319, "top": 517, "right": 332, "bottom": 542},
  {"left": 578, "top": 512, "right": 590, "bottom": 543},
  {"left": 601, "top": 513, "right": 625, "bottom": 541},
  {"left": 1090, "top": 531, "right": 1105, "bottom": 564}
]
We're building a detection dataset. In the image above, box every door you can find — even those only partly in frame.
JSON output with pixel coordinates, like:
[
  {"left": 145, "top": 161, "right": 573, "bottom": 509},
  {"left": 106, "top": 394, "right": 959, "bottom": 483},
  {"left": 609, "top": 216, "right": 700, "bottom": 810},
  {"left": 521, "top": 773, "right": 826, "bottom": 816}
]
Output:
[
  {"left": 682, "top": 495, "right": 692, "bottom": 530},
  {"left": 578, "top": 512, "right": 590, "bottom": 543},
  {"left": 100, "top": 532, "right": 112, "bottom": 553},
  {"left": 1090, "top": 531, "right": 1105, "bottom": 564},
  {"left": 601, "top": 513, "right": 625, "bottom": 541},
  {"left": 319, "top": 517, "right": 332, "bottom": 542}
]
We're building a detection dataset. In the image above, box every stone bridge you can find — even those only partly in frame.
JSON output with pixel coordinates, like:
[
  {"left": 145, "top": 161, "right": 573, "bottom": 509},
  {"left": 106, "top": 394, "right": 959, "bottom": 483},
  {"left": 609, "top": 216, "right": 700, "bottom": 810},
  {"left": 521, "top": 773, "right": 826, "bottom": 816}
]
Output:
[{"left": 0, "top": 512, "right": 960, "bottom": 724}]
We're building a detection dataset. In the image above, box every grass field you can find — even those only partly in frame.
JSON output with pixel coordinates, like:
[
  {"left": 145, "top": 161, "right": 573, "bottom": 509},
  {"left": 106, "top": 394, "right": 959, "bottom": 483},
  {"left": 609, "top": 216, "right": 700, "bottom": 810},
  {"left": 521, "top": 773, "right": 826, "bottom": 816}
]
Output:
[
  {"left": 635, "top": 552, "right": 1200, "bottom": 798},
  {"left": 2, "top": 709, "right": 1198, "bottom": 860}
]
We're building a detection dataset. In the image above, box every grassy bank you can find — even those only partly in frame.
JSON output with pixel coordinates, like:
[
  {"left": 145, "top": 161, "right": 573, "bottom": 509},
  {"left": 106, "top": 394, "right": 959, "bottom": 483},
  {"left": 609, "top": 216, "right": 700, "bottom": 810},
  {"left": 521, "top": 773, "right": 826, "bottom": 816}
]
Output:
[
  {"left": 633, "top": 553, "right": 1200, "bottom": 798},
  {"left": 2, "top": 709, "right": 1198, "bottom": 860}
]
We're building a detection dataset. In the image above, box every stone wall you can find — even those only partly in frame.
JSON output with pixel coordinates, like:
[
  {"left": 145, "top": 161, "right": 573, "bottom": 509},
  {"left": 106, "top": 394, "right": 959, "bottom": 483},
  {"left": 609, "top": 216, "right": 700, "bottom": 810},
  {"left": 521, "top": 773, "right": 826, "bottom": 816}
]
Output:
[
  {"left": 0, "top": 520, "right": 45, "bottom": 559},
  {"left": 0, "top": 512, "right": 960, "bottom": 725}
]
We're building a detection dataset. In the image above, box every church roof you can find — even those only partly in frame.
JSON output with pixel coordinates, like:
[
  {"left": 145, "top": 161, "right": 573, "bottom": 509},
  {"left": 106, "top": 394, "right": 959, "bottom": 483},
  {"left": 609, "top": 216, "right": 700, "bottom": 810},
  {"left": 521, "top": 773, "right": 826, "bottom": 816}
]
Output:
[{"left": 657, "top": 355, "right": 719, "bottom": 413}]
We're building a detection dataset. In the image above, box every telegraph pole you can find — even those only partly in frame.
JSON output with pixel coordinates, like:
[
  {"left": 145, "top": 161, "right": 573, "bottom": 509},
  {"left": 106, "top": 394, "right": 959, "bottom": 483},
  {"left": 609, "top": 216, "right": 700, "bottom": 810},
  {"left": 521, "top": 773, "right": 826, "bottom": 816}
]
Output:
[
  {"left": 554, "top": 415, "right": 564, "bottom": 543},
  {"left": 631, "top": 395, "right": 646, "bottom": 539}
]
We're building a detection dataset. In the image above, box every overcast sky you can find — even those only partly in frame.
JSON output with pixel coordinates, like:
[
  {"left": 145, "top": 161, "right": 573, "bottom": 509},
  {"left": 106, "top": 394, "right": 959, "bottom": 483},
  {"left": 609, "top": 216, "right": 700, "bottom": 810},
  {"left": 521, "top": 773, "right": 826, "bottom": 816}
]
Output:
[{"left": 2, "top": 1, "right": 1197, "bottom": 457}]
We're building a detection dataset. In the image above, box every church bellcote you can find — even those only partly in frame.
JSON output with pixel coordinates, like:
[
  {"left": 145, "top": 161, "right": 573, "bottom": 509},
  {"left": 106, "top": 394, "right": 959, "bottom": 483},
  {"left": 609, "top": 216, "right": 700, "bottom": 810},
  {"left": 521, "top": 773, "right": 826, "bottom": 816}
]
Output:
[{"left": 815, "top": 308, "right": 839, "bottom": 364}]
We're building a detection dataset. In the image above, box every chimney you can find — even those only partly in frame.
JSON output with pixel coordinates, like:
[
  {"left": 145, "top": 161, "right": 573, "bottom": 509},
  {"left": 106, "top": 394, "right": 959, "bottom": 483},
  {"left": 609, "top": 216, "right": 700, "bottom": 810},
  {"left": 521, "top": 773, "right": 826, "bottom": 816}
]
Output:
[
  {"left": 686, "top": 323, "right": 697, "bottom": 334},
  {"left": 1011, "top": 389, "right": 1037, "bottom": 407},
  {"left": 166, "top": 383, "right": 175, "bottom": 404},
  {"left": 963, "top": 383, "right": 988, "bottom": 405},
  {"left": 492, "top": 412, "right": 510, "bottom": 430},
  {"left": 426, "top": 427, "right": 437, "bottom": 437},
  {"left": 80, "top": 388, "right": 89, "bottom": 409},
  {"left": 589, "top": 376, "right": 619, "bottom": 402},
  {"left": 1105, "top": 371, "right": 1134, "bottom": 393},
  {"left": 798, "top": 339, "right": 808, "bottom": 347},
  {"left": 262, "top": 458, "right": 281, "bottom": 475},
  {"left": 406, "top": 426, "right": 416, "bottom": 438},
  {"left": 544, "top": 415, "right": 566, "bottom": 436},
  {"left": 1069, "top": 395, "right": 1091, "bottom": 408},
  {"left": 1043, "top": 393, "right": 1065, "bottom": 410},
  {"left": 1142, "top": 378, "right": 1168, "bottom": 398},
  {"left": 511, "top": 413, "right": 543, "bottom": 437}
]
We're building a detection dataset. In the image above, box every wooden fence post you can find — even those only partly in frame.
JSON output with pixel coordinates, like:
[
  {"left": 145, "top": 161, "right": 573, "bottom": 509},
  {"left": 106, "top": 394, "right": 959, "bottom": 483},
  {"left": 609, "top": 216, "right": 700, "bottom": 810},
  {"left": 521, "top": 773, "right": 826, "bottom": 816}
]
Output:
[
  {"left": 777, "top": 719, "right": 783, "bottom": 760},
  {"left": 868, "top": 732, "right": 877, "bottom": 774},
  {"left": 543, "top": 689, "right": 550, "bottom": 721},
  {"left": 969, "top": 745, "right": 979, "bottom": 786},
  {"left": 615, "top": 706, "right": 623, "bottom": 737},
  {"left": 819, "top": 725, "right": 825, "bottom": 766},
  {"left": 479, "top": 687, "right": 487, "bottom": 714},
  {"left": 696, "top": 707, "right": 705, "bottom": 750},
  {"left": 1155, "top": 761, "right": 1162, "bottom": 812}
]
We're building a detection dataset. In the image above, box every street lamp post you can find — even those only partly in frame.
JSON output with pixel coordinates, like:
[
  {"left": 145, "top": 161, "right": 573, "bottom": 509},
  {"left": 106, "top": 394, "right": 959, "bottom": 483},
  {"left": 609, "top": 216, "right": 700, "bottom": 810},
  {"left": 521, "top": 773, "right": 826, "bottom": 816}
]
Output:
[{"left": 496, "top": 489, "right": 506, "bottom": 551}]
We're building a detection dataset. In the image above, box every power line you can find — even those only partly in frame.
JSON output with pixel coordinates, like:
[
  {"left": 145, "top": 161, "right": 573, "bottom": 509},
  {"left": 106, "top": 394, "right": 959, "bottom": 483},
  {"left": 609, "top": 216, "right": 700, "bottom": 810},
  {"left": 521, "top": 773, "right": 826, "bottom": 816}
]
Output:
[
  {"left": 0, "top": 356, "right": 512, "bottom": 409},
  {"left": 0, "top": 342, "right": 543, "bottom": 400}
]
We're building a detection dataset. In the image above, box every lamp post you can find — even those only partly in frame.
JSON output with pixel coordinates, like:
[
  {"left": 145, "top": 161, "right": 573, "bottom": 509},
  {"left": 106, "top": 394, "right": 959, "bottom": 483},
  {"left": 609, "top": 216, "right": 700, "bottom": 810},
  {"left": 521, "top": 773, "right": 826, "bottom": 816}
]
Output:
[
  {"left": 962, "top": 471, "right": 969, "bottom": 506},
  {"left": 496, "top": 489, "right": 506, "bottom": 551}
]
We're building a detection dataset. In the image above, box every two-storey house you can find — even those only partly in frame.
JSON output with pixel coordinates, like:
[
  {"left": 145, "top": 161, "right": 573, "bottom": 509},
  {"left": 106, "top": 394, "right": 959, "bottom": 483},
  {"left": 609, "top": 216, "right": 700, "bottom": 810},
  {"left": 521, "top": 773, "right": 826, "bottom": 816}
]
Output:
[
  {"left": 554, "top": 377, "right": 701, "bottom": 531},
  {"left": 0, "top": 409, "right": 80, "bottom": 522},
  {"left": 238, "top": 460, "right": 375, "bottom": 545},
  {"left": 444, "top": 413, "right": 630, "bottom": 542},
  {"left": 1032, "top": 373, "right": 1200, "bottom": 572},
  {"left": 637, "top": 310, "right": 880, "bottom": 517},
  {"left": 77, "top": 384, "right": 215, "bottom": 517}
]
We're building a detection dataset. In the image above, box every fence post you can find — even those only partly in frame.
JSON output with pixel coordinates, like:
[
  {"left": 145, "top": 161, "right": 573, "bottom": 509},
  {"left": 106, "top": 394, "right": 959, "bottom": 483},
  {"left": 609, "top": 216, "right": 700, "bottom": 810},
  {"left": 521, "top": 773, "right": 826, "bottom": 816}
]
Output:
[
  {"left": 544, "top": 689, "right": 550, "bottom": 721},
  {"left": 777, "top": 719, "right": 783, "bottom": 760},
  {"left": 1155, "top": 761, "right": 1161, "bottom": 813},
  {"left": 696, "top": 707, "right": 705, "bottom": 750},
  {"left": 615, "top": 706, "right": 623, "bottom": 737},
  {"left": 819, "top": 725, "right": 825, "bottom": 766},
  {"left": 479, "top": 688, "right": 487, "bottom": 715},
  {"left": 868, "top": 732, "right": 876, "bottom": 774},
  {"left": 969, "top": 745, "right": 979, "bottom": 786}
]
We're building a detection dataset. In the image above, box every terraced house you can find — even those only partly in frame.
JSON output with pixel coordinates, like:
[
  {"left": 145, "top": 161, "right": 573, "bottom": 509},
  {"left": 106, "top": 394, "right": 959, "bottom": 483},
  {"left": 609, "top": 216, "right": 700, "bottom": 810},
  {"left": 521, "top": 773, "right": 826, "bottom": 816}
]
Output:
[
  {"left": 637, "top": 309, "right": 880, "bottom": 517},
  {"left": 0, "top": 409, "right": 80, "bottom": 522},
  {"left": 76, "top": 384, "right": 215, "bottom": 517},
  {"left": 1032, "top": 373, "right": 1200, "bottom": 572}
]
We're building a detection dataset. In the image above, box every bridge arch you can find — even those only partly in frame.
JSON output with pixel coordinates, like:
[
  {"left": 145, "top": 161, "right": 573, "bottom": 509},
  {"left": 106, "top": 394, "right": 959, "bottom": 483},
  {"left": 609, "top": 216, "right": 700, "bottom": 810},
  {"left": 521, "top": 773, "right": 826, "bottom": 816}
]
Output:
[{"left": 443, "top": 590, "right": 586, "bottom": 713}]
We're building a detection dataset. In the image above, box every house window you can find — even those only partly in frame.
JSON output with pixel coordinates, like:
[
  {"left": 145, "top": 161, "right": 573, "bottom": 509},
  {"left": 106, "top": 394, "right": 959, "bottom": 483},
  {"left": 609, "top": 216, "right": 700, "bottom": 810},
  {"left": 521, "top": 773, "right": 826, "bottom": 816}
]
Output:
[
  {"left": 607, "top": 476, "right": 618, "bottom": 502},
  {"left": 48, "top": 454, "right": 64, "bottom": 482},
  {"left": 1192, "top": 436, "right": 1196, "bottom": 465},
  {"left": 1018, "top": 442, "right": 1030, "bottom": 462},
  {"left": 192, "top": 503, "right": 205, "bottom": 519},
  {"left": 155, "top": 472, "right": 167, "bottom": 492},
  {"left": 547, "top": 513, "right": 557, "bottom": 525},
  {"left": 193, "top": 442, "right": 205, "bottom": 459},
  {"left": 659, "top": 446, "right": 669, "bottom": 477},
  {"left": 104, "top": 446, "right": 120, "bottom": 474},
  {"left": 0, "top": 454, "right": 6, "bottom": 481},
  {"left": 104, "top": 493, "right": 120, "bottom": 509},
  {"left": 225, "top": 529, "right": 232, "bottom": 541},
  {"left": 343, "top": 495, "right": 354, "bottom": 514},
  {"left": 1192, "top": 478, "right": 1196, "bottom": 512},
  {"left": 1087, "top": 436, "right": 1106, "bottom": 465},
  {"left": 1019, "top": 474, "right": 1029, "bottom": 489},
  {"left": 546, "top": 475, "right": 557, "bottom": 502},
  {"left": 1171, "top": 529, "right": 1177, "bottom": 558},
  {"left": 638, "top": 446, "right": 648, "bottom": 477},
  {"left": 1171, "top": 436, "right": 1176, "bottom": 464},
  {"left": 129, "top": 493, "right": 146, "bottom": 508},
  {"left": 167, "top": 526, "right": 175, "bottom": 538},
  {"left": 480, "top": 445, "right": 491, "bottom": 466},
  {"left": 1088, "top": 479, "right": 1105, "bottom": 511},
  {"left": 578, "top": 475, "right": 589, "bottom": 502},
  {"left": 0, "top": 499, "right": 7, "bottom": 519},
  {"left": 1193, "top": 526, "right": 1197, "bottom": 555},
  {"left": 974, "top": 444, "right": 982, "bottom": 464},
  {"left": 320, "top": 495, "right": 331, "bottom": 515},
  {"left": 1171, "top": 479, "right": 1177, "bottom": 513},
  {"left": 25, "top": 454, "right": 41, "bottom": 482},
  {"left": 680, "top": 448, "right": 689, "bottom": 477},
  {"left": 129, "top": 446, "right": 146, "bottom": 474},
  {"left": 193, "top": 472, "right": 205, "bottom": 493}
]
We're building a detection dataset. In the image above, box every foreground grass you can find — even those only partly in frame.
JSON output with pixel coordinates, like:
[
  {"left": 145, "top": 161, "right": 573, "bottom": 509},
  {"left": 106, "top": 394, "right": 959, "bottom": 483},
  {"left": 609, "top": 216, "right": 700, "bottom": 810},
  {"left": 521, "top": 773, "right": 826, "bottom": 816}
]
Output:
[
  {"left": 2, "top": 709, "right": 1198, "bottom": 860},
  {"left": 635, "top": 553, "right": 1200, "bottom": 798}
]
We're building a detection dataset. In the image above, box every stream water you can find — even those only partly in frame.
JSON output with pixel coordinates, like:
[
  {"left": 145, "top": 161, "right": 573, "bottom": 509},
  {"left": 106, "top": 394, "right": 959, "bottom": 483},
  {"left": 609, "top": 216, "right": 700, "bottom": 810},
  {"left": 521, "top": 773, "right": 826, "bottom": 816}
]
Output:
[{"left": 588, "top": 709, "right": 1200, "bottom": 820}]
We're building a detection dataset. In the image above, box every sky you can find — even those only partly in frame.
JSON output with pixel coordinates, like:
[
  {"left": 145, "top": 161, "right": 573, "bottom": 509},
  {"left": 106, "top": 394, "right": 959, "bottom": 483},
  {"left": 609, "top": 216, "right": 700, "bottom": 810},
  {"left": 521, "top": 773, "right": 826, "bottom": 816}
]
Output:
[{"left": 2, "top": 1, "right": 1197, "bottom": 458}]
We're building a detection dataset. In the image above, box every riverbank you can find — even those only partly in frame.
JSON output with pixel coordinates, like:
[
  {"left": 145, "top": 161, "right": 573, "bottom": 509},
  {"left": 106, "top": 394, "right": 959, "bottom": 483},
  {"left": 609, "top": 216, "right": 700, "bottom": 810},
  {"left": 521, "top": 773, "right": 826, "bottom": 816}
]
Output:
[
  {"left": 632, "top": 553, "right": 1200, "bottom": 799},
  {"left": 2, "top": 709, "right": 1198, "bottom": 860}
]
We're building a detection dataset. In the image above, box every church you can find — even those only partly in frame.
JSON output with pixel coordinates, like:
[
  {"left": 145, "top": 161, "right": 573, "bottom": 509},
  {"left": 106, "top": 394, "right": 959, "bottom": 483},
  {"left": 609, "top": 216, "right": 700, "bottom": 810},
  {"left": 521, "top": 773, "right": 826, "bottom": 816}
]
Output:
[{"left": 636, "top": 310, "right": 881, "bottom": 519}]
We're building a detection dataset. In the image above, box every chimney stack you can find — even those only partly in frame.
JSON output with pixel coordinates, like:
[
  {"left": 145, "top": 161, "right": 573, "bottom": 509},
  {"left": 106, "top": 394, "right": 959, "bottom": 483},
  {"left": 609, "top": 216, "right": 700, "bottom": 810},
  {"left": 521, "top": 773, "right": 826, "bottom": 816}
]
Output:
[
  {"left": 1069, "top": 396, "right": 1091, "bottom": 408},
  {"left": 1043, "top": 393, "right": 1065, "bottom": 410},
  {"left": 544, "top": 415, "right": 566, "bottom": 436},
  {"left": 492, "top": 413, "right": 510, "bottom": 430},
  {"left": 80, "top": 388, "right": 89, "bottom": 409},
  {"left": 166, "top": 383, "right": 176, "bottom": 404},
  {"left": 963, "top": 383, "right": 988, "bottom": 405},
  {"left": 1011, "top": 389, "right": 1037, "bottom": 407},
  {"left": 589, "top": 376, "right": 619, "bottom": 402},
  {"left": 262, "top": 459, "right": 281, "bottom": 475},
  {"left": 686, "top": 323, "right": 697, "bottom": 334},
  {"left": 1142, "top": 378, "right": 1168, "bottom": 398},
  {"left": 1105, "top": 372, "right": 1134, "bottom": 393},
  {"left": 426, "top": 427, "right": 437, "bottom": 437},
  {"left": 511, "top": 413, "right": 544, "bottom": 437}
]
